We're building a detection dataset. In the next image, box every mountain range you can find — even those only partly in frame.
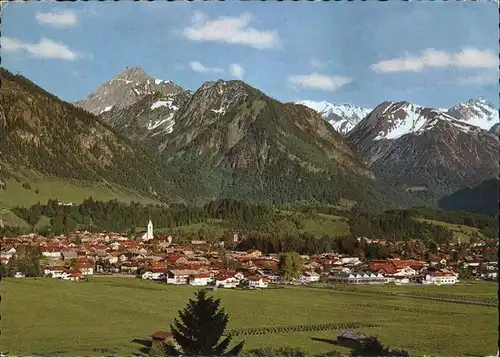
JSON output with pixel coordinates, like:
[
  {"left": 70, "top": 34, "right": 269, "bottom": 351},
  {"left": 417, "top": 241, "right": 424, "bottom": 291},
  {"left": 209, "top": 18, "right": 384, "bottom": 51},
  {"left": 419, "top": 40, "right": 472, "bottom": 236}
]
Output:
[
  {"left": 2, "top": 66, "right": 499, "bottom": 215},
  {"left": 298, "top": 96, "right": 499, "bottom": 136},
  {"left": 347, "top": 101, "right": 498, "bottom": 200}
]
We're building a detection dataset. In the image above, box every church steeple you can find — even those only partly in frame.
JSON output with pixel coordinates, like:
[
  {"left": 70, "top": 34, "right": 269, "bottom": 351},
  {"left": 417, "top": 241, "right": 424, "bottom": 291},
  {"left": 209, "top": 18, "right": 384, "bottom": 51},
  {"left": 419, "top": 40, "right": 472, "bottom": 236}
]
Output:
[{"left": 146, "top": 218, "right": 154, "bottom": 240}]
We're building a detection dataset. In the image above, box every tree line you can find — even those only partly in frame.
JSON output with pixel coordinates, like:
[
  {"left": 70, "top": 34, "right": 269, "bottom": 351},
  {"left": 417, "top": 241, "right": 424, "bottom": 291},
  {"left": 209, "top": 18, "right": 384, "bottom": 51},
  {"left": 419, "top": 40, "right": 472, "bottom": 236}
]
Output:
[
  {"left": 10, "top": 198, "right": 273, "bottom": 237},
  {"left": 6, "top": 198, "right": 496, "bottom": 258}
]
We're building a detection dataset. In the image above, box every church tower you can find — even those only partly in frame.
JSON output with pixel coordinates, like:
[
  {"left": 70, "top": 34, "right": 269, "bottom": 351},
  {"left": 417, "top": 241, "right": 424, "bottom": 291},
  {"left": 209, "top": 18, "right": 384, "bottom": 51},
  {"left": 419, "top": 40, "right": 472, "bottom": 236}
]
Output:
[{"left": 147, "top": 219, "right": 154, "bottom": 240}]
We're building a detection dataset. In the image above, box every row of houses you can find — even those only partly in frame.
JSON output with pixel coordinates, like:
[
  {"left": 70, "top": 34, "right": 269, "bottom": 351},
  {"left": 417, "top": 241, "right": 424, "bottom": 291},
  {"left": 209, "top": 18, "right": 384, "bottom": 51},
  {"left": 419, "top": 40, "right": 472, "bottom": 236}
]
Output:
[
  {"left": 150, "top": 269, "right": 270, "bottom": 288},
  {"left": 2, "top": 230, "right": 495, "bottom": 286},
  {"left": 327, "top": 258, "right": 460, "bottom": 285}
]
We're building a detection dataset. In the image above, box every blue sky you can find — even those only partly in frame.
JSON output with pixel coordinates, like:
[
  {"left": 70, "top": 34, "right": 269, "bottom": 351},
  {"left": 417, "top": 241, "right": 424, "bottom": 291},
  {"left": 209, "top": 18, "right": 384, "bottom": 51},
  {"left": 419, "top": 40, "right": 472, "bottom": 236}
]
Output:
[{"left": 2, "top": 1, "right": 498, "bottom": 108}]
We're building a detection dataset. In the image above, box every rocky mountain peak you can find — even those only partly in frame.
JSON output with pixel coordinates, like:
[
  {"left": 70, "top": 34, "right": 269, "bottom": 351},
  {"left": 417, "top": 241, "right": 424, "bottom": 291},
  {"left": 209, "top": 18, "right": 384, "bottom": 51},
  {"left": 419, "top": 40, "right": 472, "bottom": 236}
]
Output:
[
  {"left": 115, "top": 66, "right": 149, "bottom": 81},
  {"left": 73, "top": 67, "right": 184, "bottom": 115},
  {"left": 447, "top": 96, "right": 499, "bottom": 131},
  {"left": 347, "top": 99, "right": 499, "bottom": 201},
  {"left": 353, "top": 101, "right": 489, "bottom": 142},
  {"left": 178, "top": 80, "right": 255, "bottom": 126}
]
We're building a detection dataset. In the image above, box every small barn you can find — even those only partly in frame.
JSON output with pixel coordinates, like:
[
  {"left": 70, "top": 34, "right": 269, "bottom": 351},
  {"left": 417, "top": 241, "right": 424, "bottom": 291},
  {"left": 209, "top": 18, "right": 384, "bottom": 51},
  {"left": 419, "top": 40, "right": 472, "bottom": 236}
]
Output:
[
  {"left": 151, "top": 331, "right": 174, "bottom": 349},
  {"left": 337, "top": 330, "right": 368, "bottom": 349}
]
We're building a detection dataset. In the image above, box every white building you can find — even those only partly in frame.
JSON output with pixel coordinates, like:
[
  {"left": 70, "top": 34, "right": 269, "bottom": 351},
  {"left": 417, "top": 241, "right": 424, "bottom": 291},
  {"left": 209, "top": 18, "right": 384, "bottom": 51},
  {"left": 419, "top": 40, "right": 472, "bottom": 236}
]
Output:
[
  {"left": 214, "top": 272, "right": 244, "bottom": 288},
  {"left": 188, "top": 273, "right": 213, "bottom": 286},
  {"left": 44, "top": 266, "right": 66, "bottom": 278},
  {"left": 301, "top": 271, "right": 321, "bottom": 283},
  {"left": 423, "top": 272, "right": 458, "bottom": 285},
  {"left": 142, "top": 219, "right": 154, "bottom": 241},
  {"left": 329, "top": 272, "right": 390, "bottom": 285},
  {"left": 393, "top": 267, "right": 417, "bottom": 277},
  {"left": 340, "top": 257, "right": 361, "bottom": 265},
  {"left": 166, "top": 269, "right": 202, "bottom": 285},
  {"left": 142, "top": 270, "right": 165, "bottom": 280},
  {"left": 41, "top": 248, "right": 61, "bottom": 258},
  {"left": 247, "top": 276, "right": 269, "bottom": 288}
]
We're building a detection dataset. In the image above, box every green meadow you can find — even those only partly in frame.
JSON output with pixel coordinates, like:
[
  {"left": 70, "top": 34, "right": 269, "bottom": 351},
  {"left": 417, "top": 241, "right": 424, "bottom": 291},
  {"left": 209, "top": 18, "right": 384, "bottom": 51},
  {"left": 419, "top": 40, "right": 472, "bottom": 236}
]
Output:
[{"left": 1, "top": 278, "right": 497, "bottom": 356}]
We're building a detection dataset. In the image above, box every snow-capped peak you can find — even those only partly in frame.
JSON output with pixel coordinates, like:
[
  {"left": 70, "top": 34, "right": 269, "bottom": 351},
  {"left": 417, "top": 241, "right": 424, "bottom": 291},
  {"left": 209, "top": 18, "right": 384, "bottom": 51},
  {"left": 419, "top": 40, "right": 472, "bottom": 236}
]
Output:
[
  {"left": 296, "top": 100, "right": 372, "bottom": 135},
  {"left": 447, "top": 96, "right": 499, "bottom": 131},
  {"left": 369, "top": 101, "right": 484, "bottom": 141},
  {"left": 74, "top": 66, "right": 184, "bottom": 115}
]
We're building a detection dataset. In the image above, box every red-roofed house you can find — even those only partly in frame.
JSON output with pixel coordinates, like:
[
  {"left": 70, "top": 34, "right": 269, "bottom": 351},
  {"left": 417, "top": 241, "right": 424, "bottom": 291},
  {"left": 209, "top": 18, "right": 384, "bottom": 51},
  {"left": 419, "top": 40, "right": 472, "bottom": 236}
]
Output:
[
  {"left": 44, "top": 265, "right": 66, "bottom": 278},
  {"left": 214, "top": 271, "right": 244, "bottom": 288},
  {"left": 77, "top": 262, "right": 94, "bottom": 276},
  {"left": 188, "top": 273, "right": 213, "bottom": 286},
  {"left": 41, "top": 246, "right": 62, "bottom": 258},
  {"left": 247, "top": 275, "right": 269, "bottom": 288},
  {"left": 63, "top": 269, "right": 83, "bottom": 281}
]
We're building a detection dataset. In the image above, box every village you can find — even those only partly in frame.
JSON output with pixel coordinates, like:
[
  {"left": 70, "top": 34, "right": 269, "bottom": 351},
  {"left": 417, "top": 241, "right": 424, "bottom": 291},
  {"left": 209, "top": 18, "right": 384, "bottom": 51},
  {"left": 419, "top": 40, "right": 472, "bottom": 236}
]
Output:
[{"left": 1, "top": 218, "right": 497, "bottom": 287}]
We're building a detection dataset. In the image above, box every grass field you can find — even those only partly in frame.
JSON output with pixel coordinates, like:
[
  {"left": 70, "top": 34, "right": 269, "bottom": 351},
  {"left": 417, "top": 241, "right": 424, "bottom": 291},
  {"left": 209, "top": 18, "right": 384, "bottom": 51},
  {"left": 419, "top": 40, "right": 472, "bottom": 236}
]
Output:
[
  {"left": 277, "top": 211, "right": 350, "bottom": 237},
  {"left": 156, "top": 212, "right": 351, "bottom": 240},
  {"left": 0, "top": 208, "right": 31, "bottom": 229},
  {"left": 0, "top": 176, "right": 160, "bottom": 209},
  {"left": 1, "top": 278, "right": 497, "bottom": 356},
  {"left": 156, "top": 219, "right": 232, "bottom": 237},
  {"left": 414, "top": 218, "right": 486, "bottom": 243},
  {"left": 0, "top": 174, "right": 161, "bottom": 230}
]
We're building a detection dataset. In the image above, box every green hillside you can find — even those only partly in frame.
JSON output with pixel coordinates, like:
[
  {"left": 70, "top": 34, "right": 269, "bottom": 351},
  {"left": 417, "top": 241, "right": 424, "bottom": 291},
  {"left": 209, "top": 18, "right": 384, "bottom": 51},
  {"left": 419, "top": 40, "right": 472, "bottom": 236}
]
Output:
[
  {"left": 0, "top": 175, "right": 160, "bottom": 209},
  {"left": 0, "top": 68, "right": 208, "bottom": 206}
]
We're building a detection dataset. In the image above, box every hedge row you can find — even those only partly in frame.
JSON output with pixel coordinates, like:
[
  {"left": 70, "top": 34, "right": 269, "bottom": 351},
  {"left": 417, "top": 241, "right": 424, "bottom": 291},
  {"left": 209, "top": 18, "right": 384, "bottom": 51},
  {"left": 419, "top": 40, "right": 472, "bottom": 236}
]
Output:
[
  {"left": 356, "top": 303, "right": 461, "bottom": 316},
  {"left": 228, "top": 322, "right": 381, "bottom": 336},
  {"left": 395, "top": 293, "right": 496, "bottom": 307},
  {"left": 313, "top": 285, "right": 496, "bottom": 307},
  {"left": 396, "top": 291, "right": 496, "bottom": 304}
]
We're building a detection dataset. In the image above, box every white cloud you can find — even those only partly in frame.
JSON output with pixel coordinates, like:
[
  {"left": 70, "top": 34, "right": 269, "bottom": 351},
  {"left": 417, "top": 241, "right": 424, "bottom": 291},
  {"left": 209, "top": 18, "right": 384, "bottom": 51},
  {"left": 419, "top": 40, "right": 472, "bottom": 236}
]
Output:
[
  {"left": 36, "top": 10, "right": 78, "bottom": 28},
  {"left": 188, "top": 61, "right": 224, "bottom": 73},
  {"left": 287, "top": 73, "right": 352, "bottom": 92},
  {"left": 229, "top": 64, "right": 244, "bottom": 79},
  {"left": 371, "top": 48, "right": 498, "bottom": 73},
  {"left": 183, "top": 12, "right": 280, "bottom": 50},
  {"left": 1, "top": 36, "right": 81, "bottom": 61}
]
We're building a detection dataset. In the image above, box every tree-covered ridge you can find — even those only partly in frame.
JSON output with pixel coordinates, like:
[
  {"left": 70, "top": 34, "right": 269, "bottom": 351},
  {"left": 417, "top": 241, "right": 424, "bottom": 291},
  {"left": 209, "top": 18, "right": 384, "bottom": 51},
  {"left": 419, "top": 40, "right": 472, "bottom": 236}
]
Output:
[
  {"left": 0, "top": 67, "right": 207, "bottom": 204},
  {"left": 147, "top": 80, "right": 423, "bottom": 211},
  {"left": 438, "top": 178, "right": 499, "bottom": 217},
  {"left": 8, "top": 199, "right": 497, "bottom": 257},
  {"left": 11, "top": 198, "right": 273, "bottom": 236}
]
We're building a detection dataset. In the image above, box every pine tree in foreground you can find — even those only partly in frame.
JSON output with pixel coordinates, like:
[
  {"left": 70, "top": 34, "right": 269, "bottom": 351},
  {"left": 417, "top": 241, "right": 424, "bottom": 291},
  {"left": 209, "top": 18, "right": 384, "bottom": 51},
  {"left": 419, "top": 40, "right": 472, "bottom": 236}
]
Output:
[{"left": 164, "top": 289, "right": 245, "bottom": 357}]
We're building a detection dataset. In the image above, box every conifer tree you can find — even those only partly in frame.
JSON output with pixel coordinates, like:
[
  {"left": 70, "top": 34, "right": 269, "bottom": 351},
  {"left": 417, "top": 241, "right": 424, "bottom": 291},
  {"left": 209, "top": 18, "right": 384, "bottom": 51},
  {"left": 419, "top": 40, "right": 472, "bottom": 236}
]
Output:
[{"left": 164, "top": 289, "right": 244, "bottom": 356}]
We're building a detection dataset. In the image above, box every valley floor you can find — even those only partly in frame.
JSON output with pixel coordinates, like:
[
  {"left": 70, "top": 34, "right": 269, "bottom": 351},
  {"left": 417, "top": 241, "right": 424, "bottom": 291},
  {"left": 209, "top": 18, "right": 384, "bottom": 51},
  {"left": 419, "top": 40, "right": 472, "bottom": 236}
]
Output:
[{"left": 1, "top": 278, "right": 497, "bottom": 356}]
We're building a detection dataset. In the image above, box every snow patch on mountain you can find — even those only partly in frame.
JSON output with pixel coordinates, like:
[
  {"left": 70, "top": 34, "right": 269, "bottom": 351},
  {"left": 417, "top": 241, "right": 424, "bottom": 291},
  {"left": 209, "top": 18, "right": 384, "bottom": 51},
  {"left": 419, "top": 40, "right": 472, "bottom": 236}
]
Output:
[
  {"left": 150, "top": 99, "right": 178, "bottom": 111},
  {"left": 374, "top": 104, "right": 428, "bottom": 140},
  {"left": 147, "top": 113, "right": 175, "bottom": 132},
  {"left": 155, "top": 79, "right": 173, "bottom": 85},
  {"left": 372, "top": 102, "right": 485, "bottom": 141},
  {"left": 211, "top": 105, "right": 227, "bottom": 115},
  {"left": 296, "top": 100, "right": 372, "bottom": 135},
  {"left": 447, "top": 96, "right": 499, "bottom": 131},
  {"left": 99, "top": 105, "right": 114, "bottom": 115},
  {"left": 74, "top": 66, "right": 184, "bottom": 115}
]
